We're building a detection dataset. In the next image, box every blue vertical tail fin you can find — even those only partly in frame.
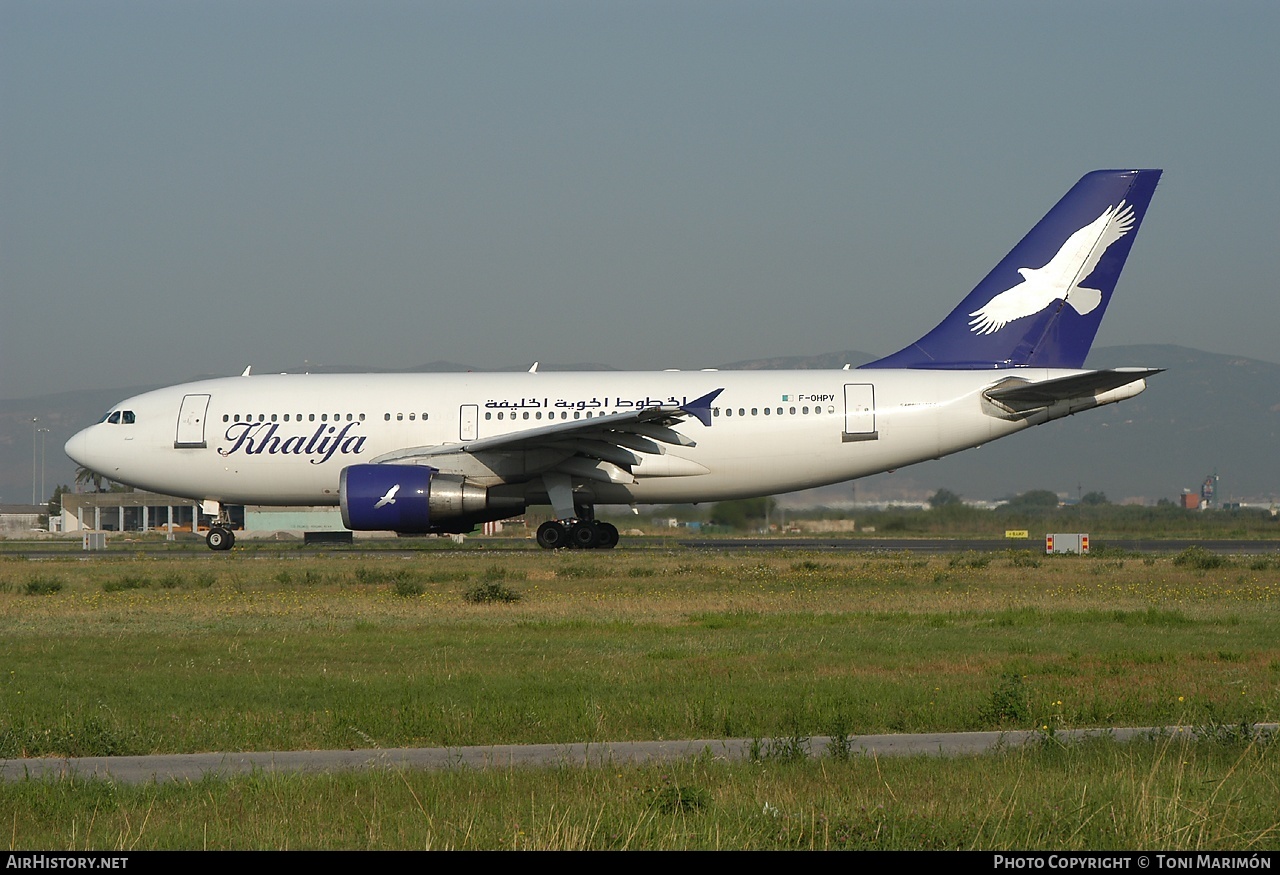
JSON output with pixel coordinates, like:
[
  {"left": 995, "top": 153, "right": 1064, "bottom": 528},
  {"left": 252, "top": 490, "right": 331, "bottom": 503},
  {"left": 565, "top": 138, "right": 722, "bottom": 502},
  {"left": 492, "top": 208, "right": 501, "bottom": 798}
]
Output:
[{"left": 862, "top": 169, "right": 1162, "bottom": 370}]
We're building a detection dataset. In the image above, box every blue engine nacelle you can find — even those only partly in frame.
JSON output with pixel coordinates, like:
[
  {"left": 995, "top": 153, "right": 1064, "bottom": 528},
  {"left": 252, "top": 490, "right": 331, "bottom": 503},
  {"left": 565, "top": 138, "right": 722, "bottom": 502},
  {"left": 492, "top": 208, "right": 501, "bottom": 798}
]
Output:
[{"left": 340, "top": 464, "right": 488, "bottom": 533}]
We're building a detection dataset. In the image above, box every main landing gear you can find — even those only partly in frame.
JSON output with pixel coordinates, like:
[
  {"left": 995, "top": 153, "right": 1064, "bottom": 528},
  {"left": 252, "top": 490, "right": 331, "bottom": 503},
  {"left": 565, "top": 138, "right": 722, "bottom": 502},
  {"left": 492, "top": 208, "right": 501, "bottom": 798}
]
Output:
[
  {"left": 536, "top": 519, "right": 619, "bottom": 550},
  {"left": 535, "top": 474, "right": 617, "bottom": 549}
]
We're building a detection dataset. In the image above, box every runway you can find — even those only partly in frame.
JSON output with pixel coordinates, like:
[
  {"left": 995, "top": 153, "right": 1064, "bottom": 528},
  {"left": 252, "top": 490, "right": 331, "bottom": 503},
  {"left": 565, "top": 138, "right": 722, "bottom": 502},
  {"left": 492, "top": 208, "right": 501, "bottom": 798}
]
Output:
[
  {"left": 678, "top": 538, "right": 1279, "bottom": 554},
  {"left": 7, "top": 537, "right": 1278, "bottom": 560}
]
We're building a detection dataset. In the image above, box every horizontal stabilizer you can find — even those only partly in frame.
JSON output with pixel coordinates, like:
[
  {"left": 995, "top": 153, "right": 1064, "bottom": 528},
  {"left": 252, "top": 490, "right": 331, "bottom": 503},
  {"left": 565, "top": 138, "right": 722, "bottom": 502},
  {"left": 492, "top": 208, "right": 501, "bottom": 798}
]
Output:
[{"left": 985, "top": 368, "right": 1162, "bottom": 413}]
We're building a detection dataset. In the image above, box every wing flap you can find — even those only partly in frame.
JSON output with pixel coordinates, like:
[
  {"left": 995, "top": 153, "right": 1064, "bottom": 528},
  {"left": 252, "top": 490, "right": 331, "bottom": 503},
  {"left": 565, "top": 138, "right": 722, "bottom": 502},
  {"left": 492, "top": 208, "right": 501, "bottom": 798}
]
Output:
[{"left": 544, "top": 439, "right": 643, "bottom": 468}]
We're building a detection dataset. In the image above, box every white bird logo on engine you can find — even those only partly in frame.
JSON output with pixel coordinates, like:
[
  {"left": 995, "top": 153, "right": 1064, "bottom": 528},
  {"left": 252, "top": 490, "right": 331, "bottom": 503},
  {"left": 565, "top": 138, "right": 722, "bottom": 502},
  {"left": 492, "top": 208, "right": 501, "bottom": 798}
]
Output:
[
  {"left": 967, "top": 200, "right": 1137, "bottom": 335},
  {"left": 374, "top": 484, "right": 400, "bottom": 509}
]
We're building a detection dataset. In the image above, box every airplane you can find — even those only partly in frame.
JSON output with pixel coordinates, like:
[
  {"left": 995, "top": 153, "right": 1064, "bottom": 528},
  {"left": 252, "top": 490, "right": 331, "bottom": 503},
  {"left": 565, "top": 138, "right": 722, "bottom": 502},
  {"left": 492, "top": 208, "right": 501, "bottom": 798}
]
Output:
[{"left": 64, "top": 169, "right": 1163, "bottom": 551}]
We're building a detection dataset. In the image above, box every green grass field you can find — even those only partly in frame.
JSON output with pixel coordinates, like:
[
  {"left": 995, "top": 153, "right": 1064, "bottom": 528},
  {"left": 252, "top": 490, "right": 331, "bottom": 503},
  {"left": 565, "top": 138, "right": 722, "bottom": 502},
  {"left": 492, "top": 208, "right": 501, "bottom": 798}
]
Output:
[{"left": 2, "top": 544, "right": 1278, "bottom": 849}]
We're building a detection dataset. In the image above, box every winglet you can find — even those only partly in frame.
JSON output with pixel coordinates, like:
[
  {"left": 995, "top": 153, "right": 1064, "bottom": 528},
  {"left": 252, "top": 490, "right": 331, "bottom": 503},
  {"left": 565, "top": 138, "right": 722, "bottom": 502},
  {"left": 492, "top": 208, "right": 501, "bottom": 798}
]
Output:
[
  {"left": 862, "top": 169, "right": 1162, "bottom": 370},
  {"left": 681, "top": 389, "right": 724, "bottom": 427}
]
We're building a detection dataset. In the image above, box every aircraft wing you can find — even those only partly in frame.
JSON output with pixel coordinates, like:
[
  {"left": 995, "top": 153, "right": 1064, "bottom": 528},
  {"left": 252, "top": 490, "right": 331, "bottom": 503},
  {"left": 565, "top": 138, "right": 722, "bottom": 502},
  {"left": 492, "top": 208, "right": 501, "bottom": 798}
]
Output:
[
  {"left": 369, "top": 388, "right": 724, "bottom": 484},
  {"left": 984, "top": 368, "right": 1162, "bottom": 413}
]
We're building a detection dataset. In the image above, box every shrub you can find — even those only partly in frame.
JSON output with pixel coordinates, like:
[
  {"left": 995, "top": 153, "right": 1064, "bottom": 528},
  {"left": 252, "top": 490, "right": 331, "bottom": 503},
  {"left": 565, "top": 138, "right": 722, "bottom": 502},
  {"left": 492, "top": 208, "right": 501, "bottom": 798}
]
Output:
[
  {"left": 464, "top": 581, "right": 522, "bottom": 604},
  {"left": 481, "top": 564, "right": 526, "bottom": 582},
  {"left": 103, "top": 575, "right": 150, "bottom": 592},
  {"left": 948, "top": 551, "right": 990, "bottom": 569},
  {"left": 646, "top": 784, "right": 710, "bottom": 814},
  {"left": 556, "top": 564, "right": 595, "bottom": 579},
  {"left": 825, "top": 713, "right": 855, "bottom": 760},
  {"left": 1172, "top": 545, "right": 1228, "bottom": 570},
  {"left": 750, "top": 728, "right": 811, "bottom": 763},
  {"left": 355, "top": 565, "right": 423, "bottom": 587},
  {"left": 355, "top": 566, "right": 393, "bottom": 584},
  {"left": 1007, "top": 550, "right": 1041, "bottom": 568},
  {"left": 24, "top": 575, "right": 63, "bottom": 596},
  {"left": 980, "top": 672, "right": 1030, "bottom": 726},
  {"left": 393, "top": 578, "right": 425, "bottom": 597}
]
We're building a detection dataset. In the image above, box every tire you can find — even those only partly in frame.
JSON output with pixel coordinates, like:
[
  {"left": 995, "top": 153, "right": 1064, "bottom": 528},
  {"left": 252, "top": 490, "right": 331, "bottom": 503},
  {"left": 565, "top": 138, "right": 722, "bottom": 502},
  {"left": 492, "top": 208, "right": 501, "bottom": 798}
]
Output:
[
  {"left": 570, "top": 521, "right": 599, "bottom": 549},
  {"left": 596, "top": 522, "right": 619, "bottom": 549},
  {"left": 206, "top": 527, "right": 235, "bottom": 551},
  {"left": 536, "top": 520, "right": 569, "bottom": 549}
]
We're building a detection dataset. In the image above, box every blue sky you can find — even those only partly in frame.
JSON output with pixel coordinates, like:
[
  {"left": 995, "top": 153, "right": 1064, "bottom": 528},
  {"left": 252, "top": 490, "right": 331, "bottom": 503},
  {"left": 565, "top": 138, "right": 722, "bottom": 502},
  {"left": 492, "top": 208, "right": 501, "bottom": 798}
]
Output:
[{"left": 4, "top": 1, "right": 1277, "bottom": 399}]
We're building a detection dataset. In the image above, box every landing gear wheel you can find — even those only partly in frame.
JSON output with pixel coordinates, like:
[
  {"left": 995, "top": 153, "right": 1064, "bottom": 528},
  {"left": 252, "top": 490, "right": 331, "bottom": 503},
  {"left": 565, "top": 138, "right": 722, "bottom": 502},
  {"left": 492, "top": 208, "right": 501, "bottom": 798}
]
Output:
[
  {"left": 536, "top": 520, "right": 570, "bottom": 549},
  {"left": 596, "top": 522, "right": 619, "bottom": 549},
  {"left": 570, "top": 521, "right": 599, "bottom": 549},
  {"left": 206, "top": 526, "right": 235, "bottom": 551}
]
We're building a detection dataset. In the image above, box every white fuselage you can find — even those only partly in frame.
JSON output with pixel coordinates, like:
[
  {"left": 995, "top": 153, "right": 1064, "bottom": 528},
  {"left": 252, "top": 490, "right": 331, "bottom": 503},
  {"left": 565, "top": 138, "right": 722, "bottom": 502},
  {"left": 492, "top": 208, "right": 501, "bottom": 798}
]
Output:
[{"left": 63, "top": 367, "right": 1132, "bottom": 508}]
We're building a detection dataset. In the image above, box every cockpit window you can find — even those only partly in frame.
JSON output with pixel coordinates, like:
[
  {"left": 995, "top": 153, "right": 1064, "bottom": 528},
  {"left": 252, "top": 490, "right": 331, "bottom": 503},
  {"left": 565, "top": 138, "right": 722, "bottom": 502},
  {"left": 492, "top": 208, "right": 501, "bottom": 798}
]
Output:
[{"left": 100, "top": 410, "right": 136, "bottom": 425}]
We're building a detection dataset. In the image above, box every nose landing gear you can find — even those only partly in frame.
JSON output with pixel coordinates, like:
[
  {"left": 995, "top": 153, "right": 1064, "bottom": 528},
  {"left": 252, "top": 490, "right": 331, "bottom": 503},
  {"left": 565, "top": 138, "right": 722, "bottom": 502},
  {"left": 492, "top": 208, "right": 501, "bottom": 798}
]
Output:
[
  {"left": 205, "top": 525, "right": 235, "bottom": 551},
  {"left": 200, "top": 500, "right": 237, "bottom": 551}
]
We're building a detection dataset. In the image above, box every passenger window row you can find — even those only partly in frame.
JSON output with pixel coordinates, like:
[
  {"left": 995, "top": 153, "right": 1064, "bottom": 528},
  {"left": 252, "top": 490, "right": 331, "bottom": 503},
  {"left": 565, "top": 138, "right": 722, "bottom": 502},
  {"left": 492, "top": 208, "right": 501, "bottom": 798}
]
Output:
[
  {"left": 714, "top": 406, "right": 832, "bottom": 417},
  {"left": 485, "top": 411, "right": 590, "bottom": 421},
  {"left": 222, "top": 413, "right": 368, "bottom": 423}
]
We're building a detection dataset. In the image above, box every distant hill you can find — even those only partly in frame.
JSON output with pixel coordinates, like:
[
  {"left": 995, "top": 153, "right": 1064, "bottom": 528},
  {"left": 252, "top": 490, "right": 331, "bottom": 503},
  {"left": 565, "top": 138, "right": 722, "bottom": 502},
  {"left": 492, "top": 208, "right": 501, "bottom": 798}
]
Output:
[
  {"left": 829, "top": 345, "right": 1280, "bottom": 505},
  {"left": 718, "top": 350, "right": 874, "bottom": 370},
  {"left": 1, "top": 345, "right": 1275, "bottom": 506},
  {"left": 269, "top": 360, "right": 621, "bottom": 374}
]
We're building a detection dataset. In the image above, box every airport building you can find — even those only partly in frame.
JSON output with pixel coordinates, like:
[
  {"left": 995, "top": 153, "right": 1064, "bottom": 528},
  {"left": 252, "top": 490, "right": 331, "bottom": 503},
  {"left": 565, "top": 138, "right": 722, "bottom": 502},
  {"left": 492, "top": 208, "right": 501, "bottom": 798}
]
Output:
[
  {"left": 57, "top": 491, "right": 351, "bottom": 539},
  {"left": 59, "top": 491, "right": 212, "bottom": 534},
  {"left": 0, "top": 504, "right": 47, "bottom": 535}
]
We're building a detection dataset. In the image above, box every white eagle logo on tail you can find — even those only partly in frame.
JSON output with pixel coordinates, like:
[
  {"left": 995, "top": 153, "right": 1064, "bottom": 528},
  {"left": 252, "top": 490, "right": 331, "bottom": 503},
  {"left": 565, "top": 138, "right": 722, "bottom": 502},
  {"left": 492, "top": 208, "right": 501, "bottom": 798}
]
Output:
[{"left": 967, "top": 200, "right": 1137, "bottom": 335}]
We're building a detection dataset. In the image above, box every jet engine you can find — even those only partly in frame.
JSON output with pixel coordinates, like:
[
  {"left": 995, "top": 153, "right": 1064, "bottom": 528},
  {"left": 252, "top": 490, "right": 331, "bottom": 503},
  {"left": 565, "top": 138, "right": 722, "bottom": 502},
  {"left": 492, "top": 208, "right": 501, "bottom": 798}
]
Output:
[{"left": 340, "top": 464, "right": 489, "bottom": 533}]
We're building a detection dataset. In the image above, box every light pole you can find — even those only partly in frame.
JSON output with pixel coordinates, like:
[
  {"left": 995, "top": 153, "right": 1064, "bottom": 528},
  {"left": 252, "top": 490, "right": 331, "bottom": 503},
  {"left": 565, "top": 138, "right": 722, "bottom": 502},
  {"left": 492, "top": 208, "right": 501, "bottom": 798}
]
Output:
[
  {"left": 37, "top": 427, "right": 50, "bottom": 506},
  {"left": 31, "top": 418, "right": 38, "bottom": 504}
]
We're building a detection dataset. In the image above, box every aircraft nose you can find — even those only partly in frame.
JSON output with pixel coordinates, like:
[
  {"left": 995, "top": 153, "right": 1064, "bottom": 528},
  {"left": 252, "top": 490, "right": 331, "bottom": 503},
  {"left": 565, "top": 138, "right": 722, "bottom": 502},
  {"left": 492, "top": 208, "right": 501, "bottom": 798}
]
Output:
[{"left": 64, "top": 427, "right": 94, "bottom": 468}]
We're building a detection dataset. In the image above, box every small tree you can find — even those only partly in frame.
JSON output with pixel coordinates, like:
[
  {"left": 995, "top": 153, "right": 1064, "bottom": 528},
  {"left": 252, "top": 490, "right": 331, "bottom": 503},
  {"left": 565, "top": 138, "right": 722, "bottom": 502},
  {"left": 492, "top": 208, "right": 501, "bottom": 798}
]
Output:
[
  {"left": 74, "top": 466, "right": 106, "bottom": 493},
  {"left": 709, "top": 497, "right": 778, "bottom": 531},
  {"left": 1003, "top": 489, "right": 1060, "bottom": 509},
  {"left": 928, "top": 488, "right": 963, "bottom": 509},
  {"left": 1080, "top": 491, "right": 1110, "bottom": 506},
  {"left": 74, "top": 466, "right": 128, "bottom": 493},
  {"left": 46, "top": 485, "right": 71, "bottom": 518}
]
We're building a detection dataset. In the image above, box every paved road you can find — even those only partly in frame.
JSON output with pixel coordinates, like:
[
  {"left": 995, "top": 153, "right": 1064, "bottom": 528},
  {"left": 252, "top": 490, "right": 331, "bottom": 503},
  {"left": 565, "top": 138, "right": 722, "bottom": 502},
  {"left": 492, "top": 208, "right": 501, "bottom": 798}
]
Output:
[{"left": 7, "top": 726, "right": 1275, "bottom": 785}]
